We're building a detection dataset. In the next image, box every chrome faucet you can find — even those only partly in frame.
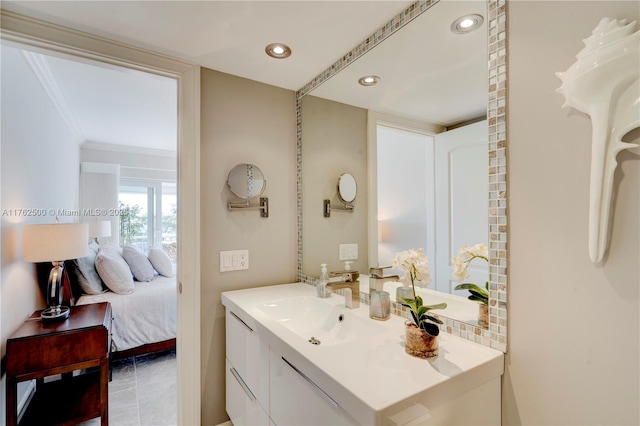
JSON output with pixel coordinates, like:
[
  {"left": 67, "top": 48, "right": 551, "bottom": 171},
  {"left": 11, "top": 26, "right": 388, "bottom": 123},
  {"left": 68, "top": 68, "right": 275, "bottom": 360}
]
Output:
[
  {"left": 368, "top": 266, "right": 399, "bottom": 292},
  {"left": 326, "top": 271, "right": 360, "bottom": 308}
]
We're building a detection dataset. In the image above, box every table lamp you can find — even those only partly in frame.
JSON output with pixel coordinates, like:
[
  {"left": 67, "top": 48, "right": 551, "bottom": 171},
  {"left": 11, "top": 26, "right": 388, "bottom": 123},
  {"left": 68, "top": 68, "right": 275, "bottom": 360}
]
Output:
[
  {"left": 88, "top": 220, "right": 111, "bottom": 243},
  {"left": 23, "top": 223, "right": 89, "bottom": 321}
]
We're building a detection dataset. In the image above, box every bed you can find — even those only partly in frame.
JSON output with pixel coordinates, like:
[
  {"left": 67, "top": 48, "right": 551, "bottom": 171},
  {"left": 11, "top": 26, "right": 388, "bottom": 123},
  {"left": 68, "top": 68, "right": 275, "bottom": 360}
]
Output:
[
  {"left": 75, "top": 274, "right": 177, "bottom": 358},
  {"left": 58, "top": 242, "right": 177, "bottom": 359}
]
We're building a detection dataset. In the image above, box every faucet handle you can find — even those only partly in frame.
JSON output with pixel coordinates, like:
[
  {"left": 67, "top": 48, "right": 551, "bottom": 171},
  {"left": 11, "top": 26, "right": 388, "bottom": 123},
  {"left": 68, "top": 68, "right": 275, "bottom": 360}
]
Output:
[
  {"left": 330, "top": 271, "right": 360, "bottom": 282},
  {"left": 369, "top": 265, "right": 392, "bottom": 278}
]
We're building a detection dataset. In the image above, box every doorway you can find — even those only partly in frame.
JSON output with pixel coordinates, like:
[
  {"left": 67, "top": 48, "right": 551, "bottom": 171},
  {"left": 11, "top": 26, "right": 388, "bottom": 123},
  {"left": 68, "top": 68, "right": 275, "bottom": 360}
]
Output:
[{"left": 1, "top": 12, "right": 201, "bottom": 424}]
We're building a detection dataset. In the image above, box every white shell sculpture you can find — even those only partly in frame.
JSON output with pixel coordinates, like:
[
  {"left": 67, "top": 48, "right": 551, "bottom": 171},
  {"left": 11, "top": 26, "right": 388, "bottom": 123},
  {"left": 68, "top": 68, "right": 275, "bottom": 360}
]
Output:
[{"left": 556, "top": 17, "right": 640, "bottom": 263}]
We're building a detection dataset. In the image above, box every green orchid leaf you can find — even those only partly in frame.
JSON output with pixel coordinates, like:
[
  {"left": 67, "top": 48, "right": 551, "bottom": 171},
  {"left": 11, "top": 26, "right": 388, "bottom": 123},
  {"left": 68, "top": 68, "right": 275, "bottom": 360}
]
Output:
[
  {"left": 421, "top": 322, "right": 440, "bottom": 336},
  {"left": 425, "top": 315, "right": 443, "bottom": 324},
  {"left": 415, "top": 295, "right": 423, "bottom": 307},
  {"left": 468, "top": 294, "right": 488, "bottom": 303},
  {"left": 424, "top": 302, "right": 447, "bottom": 311},
  {"left": 454, "top": 283, "right": 486, "bottom": 294},
  {"left": 410, "top": 311, "right": 419, "bottom": 325},
  {"left": 469, "top": 289, "right": 489, "bottom": 300},
  {"left": 417, "top": 305, "right": 428, "bottom": 317}
]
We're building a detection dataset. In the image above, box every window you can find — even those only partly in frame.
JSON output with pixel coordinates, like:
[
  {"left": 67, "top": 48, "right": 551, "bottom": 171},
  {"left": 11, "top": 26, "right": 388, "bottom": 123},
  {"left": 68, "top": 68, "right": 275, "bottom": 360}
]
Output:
[{"left": 119, "top": 180, "right": 176, "bottom": 251}]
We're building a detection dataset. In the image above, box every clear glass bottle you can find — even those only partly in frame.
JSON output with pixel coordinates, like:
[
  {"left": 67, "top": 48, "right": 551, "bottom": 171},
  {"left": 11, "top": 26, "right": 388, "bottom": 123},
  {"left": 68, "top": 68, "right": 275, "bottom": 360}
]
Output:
[{"left": 317, "top": 263, "right": 331, "bottom": 298}]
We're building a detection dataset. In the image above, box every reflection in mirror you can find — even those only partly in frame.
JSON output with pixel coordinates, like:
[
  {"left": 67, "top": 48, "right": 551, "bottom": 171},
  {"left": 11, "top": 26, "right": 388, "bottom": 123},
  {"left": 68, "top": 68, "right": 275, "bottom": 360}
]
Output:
[
  {"left": 300, "top": 0, "right": 491, "bottom": 329},
  {"left": 337, "top": 173, "right": 357, "bottom": 203},
  {"left": 227, "top": 163, "right": 266, "bottom": 199}
]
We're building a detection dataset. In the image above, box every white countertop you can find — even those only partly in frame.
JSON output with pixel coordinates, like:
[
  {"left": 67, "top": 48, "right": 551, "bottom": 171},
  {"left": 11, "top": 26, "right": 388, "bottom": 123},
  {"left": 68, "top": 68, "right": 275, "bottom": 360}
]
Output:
[{"left": 222, "top": 282, "right": 504, "bottom": 424}]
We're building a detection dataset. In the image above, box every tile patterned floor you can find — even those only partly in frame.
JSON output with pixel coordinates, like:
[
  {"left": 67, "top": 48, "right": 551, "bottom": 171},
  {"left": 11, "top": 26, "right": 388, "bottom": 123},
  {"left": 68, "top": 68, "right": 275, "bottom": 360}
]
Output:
[{"left": 80, "top": 349, "right": 177, "bottom": 426}]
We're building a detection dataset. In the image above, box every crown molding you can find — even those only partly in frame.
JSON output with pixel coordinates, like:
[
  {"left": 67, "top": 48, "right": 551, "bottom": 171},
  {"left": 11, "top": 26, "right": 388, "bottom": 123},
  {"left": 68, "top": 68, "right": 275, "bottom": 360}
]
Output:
[
  {"left": 81, "top": 140, "right": 176, "bottom": 158},
  {"left": 20, "top": 50, "right": 85, "bottom": 145}
]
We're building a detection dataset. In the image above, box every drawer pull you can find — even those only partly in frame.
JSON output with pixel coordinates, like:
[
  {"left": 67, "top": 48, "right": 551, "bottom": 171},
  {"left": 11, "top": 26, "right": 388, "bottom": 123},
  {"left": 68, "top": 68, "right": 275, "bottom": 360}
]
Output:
[
  {"left": 230, "top": 311, "right": 253, "bottom": 333},
  {"left": 230, "top": 366, "right": 256, "bottom": 401},
  {"left": 281, "top": 357, "right": 338, "bottom": 408}
]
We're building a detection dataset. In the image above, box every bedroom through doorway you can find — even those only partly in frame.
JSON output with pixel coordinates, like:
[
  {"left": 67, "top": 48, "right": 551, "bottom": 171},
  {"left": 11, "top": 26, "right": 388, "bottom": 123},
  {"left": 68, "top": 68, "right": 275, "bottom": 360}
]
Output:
[{"left": 1, "top": 42, "right": 180, "bottom": 424}]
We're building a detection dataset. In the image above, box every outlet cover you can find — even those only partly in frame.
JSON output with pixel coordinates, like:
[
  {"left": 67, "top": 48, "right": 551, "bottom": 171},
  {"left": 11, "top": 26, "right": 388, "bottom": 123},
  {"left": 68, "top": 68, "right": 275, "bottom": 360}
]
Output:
[
  {"left": 220, "top": 250, "right": 249, "bottom": 272},
  {"left": 339, "top": 243, "right": 358, "bottom": 261}
]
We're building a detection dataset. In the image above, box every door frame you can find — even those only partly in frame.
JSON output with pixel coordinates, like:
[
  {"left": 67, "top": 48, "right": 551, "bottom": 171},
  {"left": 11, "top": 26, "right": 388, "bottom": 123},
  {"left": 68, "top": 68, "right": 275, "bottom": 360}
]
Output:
[{"left": 1, "top": 11, "right": 202, "bottom": 425}]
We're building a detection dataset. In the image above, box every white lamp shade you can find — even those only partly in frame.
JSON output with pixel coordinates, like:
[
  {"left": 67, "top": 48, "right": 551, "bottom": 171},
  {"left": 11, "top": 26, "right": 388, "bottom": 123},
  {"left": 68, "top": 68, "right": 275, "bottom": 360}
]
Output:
[
  {"left": 23, "top": 223, "right": 89, "bottom": 262},
  {"left": 88, "top": 220, "right": 112, "bottom": 238}
]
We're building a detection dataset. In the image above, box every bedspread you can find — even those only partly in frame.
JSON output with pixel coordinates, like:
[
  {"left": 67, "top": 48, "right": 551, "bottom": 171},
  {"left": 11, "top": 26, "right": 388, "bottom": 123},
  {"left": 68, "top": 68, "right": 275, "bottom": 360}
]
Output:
[{"left": 76, "top": 275, "right": 177, "bottom": 352}]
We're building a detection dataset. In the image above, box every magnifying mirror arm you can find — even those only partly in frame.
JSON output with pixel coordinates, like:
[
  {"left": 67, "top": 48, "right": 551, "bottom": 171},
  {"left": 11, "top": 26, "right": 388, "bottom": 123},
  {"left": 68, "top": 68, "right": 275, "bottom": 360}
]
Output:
[
  {"left": 227, "top": 197, "right": 269, "bottom": 218},
  {"left": 323, "top": 199, "right": 354, "bottom": 218}
]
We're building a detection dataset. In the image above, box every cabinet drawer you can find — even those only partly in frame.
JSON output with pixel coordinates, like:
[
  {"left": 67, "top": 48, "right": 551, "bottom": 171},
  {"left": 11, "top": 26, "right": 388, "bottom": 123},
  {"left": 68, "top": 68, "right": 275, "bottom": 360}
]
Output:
[
  {"left": 226, "top": 359, "right": 269, "bottom": 426},
  {"left": 226, "top": 309, "right": 268, "bottom": 402},
  {"left": 269, "top": 349, "right": 356, "bottom": 426},
  {"left": 6, "top": 328, "right": 108, "bottom": 376}
]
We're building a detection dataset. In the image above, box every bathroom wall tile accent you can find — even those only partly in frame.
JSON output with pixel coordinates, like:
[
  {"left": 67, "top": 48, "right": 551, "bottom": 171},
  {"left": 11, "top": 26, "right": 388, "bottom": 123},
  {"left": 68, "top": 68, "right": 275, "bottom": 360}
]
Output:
[
  {"left": 297, "top": 0, "right": 438, "bottom": 98},
  {"left": 487, "top": 0, "right": 508, "bottom": 353},
  {"left": 296, "top": 0, "right": 508, "bottom": 353}
]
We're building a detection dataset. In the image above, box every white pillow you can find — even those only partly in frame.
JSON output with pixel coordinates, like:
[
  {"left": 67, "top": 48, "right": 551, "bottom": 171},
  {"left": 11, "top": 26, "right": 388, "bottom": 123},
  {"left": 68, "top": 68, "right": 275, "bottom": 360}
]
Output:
[
  {"left": 122, "top": 245, "right": 155, "bottom": 282},
  {"left": 148, "top": 246, "right": 175, "bottom": 277},
  {"left": 68, "top": 242, "right": 105, "bottom": 295},
  {"left": 95, "top": 248, "right": 134, "bottom": 294}
]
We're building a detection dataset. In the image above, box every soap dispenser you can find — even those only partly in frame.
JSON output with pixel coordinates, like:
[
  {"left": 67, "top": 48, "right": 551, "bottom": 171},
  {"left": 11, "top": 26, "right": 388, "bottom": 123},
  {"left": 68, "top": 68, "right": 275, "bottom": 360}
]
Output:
[{"left": 317, "top": 263, "right": 331, "bottom": 298}]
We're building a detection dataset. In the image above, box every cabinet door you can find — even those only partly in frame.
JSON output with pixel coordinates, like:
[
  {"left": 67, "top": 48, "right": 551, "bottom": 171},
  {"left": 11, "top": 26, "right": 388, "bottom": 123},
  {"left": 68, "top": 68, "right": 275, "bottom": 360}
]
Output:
[
  {"left": 226, "top": 309, "right": 268, "bottom": 407},
  {"left": 226, "top": 359, "right": 269, "bottom": 426},
  {"left": 269, "top": 348, "right": 356, "bottom": 426}
]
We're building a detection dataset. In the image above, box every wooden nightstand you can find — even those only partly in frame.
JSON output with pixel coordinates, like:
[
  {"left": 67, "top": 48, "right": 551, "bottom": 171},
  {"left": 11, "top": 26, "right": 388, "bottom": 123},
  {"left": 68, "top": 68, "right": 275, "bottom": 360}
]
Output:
[{"left": 5, "top": 302, "right": 112, "bottom": 426}]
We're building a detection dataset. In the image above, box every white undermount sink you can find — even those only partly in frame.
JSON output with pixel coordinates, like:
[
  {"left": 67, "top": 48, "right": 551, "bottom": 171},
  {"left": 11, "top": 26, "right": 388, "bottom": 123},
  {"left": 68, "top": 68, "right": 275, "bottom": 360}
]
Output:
[{"left": 257, "top": 295, "right": 385, "bottom": 346}]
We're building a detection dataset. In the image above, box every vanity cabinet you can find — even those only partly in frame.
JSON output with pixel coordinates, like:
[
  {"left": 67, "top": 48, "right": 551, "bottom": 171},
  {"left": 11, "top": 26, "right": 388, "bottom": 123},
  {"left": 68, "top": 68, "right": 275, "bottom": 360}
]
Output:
[
  {"left": 269, "top": 348, "right": 356, "bottom": 425},
  {"left": 225, "top": 309, "right": 269, "bottom": 425},
  {"left": 222, "top": 284, "right": 504, "bottom": 426}
]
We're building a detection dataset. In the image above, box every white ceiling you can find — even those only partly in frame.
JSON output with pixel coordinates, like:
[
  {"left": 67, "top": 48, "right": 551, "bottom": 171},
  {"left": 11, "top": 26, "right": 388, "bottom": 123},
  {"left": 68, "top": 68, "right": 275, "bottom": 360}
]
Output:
[
  {"left": 310, "top": 0, "right": 487, "bottom": 126},
  {"left": 1, "top": 1, "right": 414, "bottom": 90},
  {"left": 1, "top": 1, "right": 486, "bottom": 149}
]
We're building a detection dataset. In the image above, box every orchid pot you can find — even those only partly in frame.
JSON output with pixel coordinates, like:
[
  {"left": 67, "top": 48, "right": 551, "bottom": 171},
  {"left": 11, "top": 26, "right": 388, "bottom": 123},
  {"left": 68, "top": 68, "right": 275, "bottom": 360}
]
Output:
[{"left": 405, "top": 320, "right": 438, "bottom": 358}]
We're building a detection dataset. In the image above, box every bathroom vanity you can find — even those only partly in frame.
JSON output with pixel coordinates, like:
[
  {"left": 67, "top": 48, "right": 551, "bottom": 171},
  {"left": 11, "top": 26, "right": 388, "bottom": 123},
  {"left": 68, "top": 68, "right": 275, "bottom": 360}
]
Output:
[{"left": 222, "top": 283, "right": 504, "bottom": 425}]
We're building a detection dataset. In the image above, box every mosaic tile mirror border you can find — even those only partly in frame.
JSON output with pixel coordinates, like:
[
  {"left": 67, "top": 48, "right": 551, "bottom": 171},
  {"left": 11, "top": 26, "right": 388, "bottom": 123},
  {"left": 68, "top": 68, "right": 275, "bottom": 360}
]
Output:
[{"left": 295, "top": 0, "right": 508, "bottom": 352}]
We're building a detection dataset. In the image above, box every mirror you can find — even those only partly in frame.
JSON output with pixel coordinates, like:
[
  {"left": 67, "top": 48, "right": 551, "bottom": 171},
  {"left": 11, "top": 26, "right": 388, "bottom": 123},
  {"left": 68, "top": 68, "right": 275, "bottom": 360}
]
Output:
[
  {"left": 299, "top": 0, "right": 505, "bottom": 337},
  {"left": 337, "top": 173, "right": 357, "bottom": 204},
  {"left": 227, "top": 163, "right": 266, "bottom": 199}
]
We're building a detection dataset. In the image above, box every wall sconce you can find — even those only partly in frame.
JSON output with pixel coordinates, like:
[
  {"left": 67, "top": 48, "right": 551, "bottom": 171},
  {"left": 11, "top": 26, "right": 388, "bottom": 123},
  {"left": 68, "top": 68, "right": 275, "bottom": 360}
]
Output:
[
  {"left": 324, "top": 173, "right": 357, "bottom": 218},
  {"left": 22, "top": 222, "right": 89, "bottom": 321},
  {"left": 227, "top": 163, "right": 269, "bottom": 218}
]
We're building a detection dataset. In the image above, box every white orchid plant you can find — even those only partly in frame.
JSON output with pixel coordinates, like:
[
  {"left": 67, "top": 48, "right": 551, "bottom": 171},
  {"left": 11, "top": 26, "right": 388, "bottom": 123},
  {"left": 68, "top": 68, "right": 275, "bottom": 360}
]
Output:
[
  {"left": 392, "top": 248, "right": 446, "bottom": 337},
  {"left": 452, "top": 243, "right": 489, "bottom": 305}
]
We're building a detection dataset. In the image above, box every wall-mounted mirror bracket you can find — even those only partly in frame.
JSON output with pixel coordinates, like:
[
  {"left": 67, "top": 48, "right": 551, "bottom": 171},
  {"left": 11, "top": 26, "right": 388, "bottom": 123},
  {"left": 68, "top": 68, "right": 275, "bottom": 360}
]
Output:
[
  {"left": 228, "top": 197, "right": 269, "bottom": 218},
  {"left": 323, "top": 199, "right": 354, "bottom": 217},
  {"left": 226, "top": 163, "right": 268, "bottom": 217},
  {"left": 324, "top": 172, "right": 357, "bottom": 217}
]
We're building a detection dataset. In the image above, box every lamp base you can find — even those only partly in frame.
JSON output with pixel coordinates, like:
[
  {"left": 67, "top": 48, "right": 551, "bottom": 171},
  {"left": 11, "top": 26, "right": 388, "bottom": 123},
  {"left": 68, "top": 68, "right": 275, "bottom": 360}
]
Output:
[{"left": 41, "top": 306, "right": 70, "bottom": 322}]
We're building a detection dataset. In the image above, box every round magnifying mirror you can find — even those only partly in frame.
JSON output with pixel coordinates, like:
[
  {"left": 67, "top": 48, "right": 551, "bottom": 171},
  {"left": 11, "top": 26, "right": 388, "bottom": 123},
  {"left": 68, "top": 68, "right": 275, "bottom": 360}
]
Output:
[
  {"left": 227, "top": 163, "right": 266, "bottom": 199},
  {"left": 337, "top": 173, "right": 357, "bottom": 204}
]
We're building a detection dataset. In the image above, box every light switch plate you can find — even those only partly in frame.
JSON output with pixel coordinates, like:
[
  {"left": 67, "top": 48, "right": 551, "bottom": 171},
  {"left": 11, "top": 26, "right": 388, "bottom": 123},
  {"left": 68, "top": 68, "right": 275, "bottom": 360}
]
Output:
[
  {"left": 220, "top": 250, "right": 249, "bottom": 272},
  {"left": 339, "top": 243, "right": 358, "bottom": 261}
]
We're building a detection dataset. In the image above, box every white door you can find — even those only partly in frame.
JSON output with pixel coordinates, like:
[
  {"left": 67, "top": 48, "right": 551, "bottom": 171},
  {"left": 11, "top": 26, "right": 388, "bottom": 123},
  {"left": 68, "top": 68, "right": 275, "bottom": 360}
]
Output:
[{"left": 434, "top": 120, "right": 488, "bottom": 294}]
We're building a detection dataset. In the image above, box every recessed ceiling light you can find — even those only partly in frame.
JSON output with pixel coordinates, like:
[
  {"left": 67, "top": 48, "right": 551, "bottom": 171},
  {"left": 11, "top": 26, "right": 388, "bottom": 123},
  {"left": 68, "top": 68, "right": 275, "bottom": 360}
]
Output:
[
  {"left": 358, "top": 75, "right": 380, "bottom": 86},
  {"left": 451, "top": 14, "right": 484, "bottom": 34},
  {"left": 265, "top": 43, "right": 292, "bottom": 59}
]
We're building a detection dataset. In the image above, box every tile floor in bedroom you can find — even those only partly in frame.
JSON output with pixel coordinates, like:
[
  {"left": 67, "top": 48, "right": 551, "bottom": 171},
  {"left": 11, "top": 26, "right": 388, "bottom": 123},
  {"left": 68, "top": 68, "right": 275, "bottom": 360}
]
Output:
[{"left": 80, "top": 349, "right": 177, "bottom": 426}]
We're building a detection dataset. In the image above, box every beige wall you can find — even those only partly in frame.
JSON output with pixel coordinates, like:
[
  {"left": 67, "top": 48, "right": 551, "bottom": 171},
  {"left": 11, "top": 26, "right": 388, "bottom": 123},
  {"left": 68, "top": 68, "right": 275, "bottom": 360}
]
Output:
[
  {"left": 199, "top": 68, "right": 297, "bottom": 425},
  {"left": 301, "top": 95, "right": 368, "bottom": 276},
  {"left": 504, "top": 1, "right": 639, "bottom": 425}
]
